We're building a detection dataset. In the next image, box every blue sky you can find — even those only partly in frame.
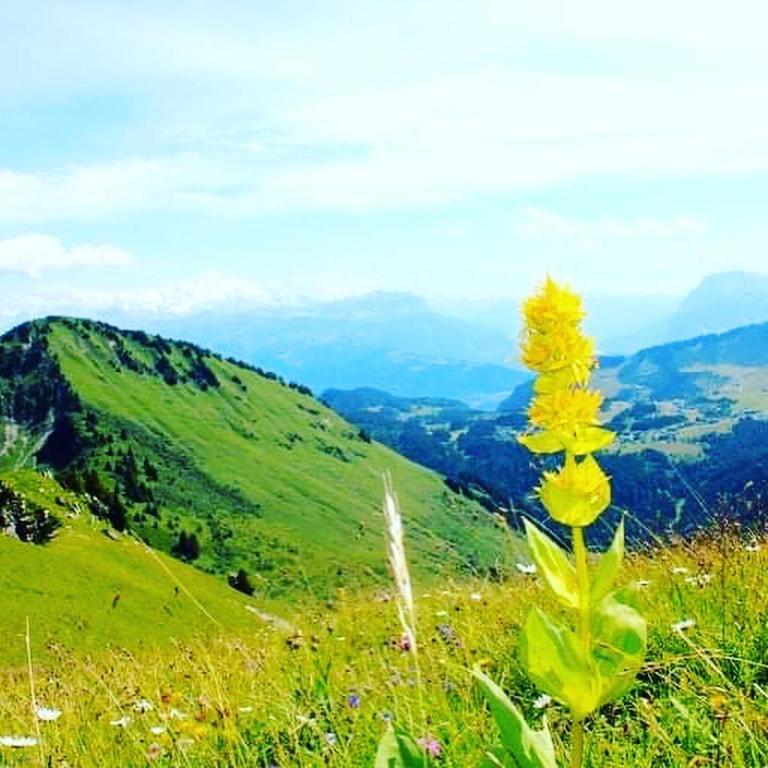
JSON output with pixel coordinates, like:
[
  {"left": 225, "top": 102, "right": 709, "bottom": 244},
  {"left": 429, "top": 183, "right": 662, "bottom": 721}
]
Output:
[{"left": 1, "top": 0, "right": 767, "bottom": 319}]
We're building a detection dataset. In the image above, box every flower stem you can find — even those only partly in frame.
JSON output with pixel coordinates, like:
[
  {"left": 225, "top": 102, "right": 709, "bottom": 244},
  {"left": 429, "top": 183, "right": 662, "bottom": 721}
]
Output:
[
  {"left": 570, "top": 721, "right": 585, "bottom": 768},
  {"left": 571, "top": 525, "right": 591, "bottom": 767},
  {"left": 572, "top": 526, "right": 590, "bottom": 651}
]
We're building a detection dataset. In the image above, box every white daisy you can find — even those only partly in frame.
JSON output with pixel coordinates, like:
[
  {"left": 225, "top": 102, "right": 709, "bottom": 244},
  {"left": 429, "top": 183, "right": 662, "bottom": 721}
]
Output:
[
  {"left": 533, "top": 694, "right": 552, "bottom": 710},
  {"left": 110, "top": 716, "right": 131, "bottom": 728},
  {"left": 36, "top": 706, "right": 62, "bottom": 722},
  {"left": 672, "top": 619, "right": 696, "bottom": 633},
  {"left": 0, "top": 735, "right": 38, "bottom": 748}
]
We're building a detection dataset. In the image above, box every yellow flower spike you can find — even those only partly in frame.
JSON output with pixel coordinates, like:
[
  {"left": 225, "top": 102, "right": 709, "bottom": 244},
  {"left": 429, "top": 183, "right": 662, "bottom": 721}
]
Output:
[
  {"left": 523, "top": 277, "right": 585, "bottom": 333},
  {"left": 539, "top": 454, "right": 611, "bottom": 527},
  {"left": 521, "top": 324, "right": 595, "bottom": 378},
  {"left": 528, "top": 389, "right": 603, "bottom": 434}
]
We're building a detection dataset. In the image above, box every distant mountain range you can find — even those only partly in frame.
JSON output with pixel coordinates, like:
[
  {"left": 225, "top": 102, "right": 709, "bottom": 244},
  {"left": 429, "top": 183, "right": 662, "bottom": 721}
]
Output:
[
  {"left": 142, "top": 271, "right": 768, "bottom": 403},
  {"left": 2, "top": 271, "right": 765, "bottom": 410},
  {"left": 143, "top": 291, "right": 529, "bottom": 409},
  {"left": 324, "top": 320, "right": 768, "bottom": 543},
  {"left": 605, "top": 271, "right": 768, "bottom": 352}
]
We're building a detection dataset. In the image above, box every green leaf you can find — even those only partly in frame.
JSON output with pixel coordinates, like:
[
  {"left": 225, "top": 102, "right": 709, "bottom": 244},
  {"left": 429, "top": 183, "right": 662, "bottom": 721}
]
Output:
[
  {"left": 590, "top": 593, "right": 647, "bottom": 707},
  {"left": 520, "top": 609, "right": 601, "bottom": 721},
  {"left": 518, "top": 431, "right": 564, "bottom": 455},
  {"left": 590, "top": 519, "right": 625, "bottom": 604},
  {"left": 374, "top": 725, "right": 425, "bottom": 768},
  {"left": 481, "top": 749, "right": 509, "bottom": 768},
  {"left": 523, "top": 519, "right": 579, "bottom": 609},
  {"left": 473, "top": 668, "right": 558, "bottom": 768}
]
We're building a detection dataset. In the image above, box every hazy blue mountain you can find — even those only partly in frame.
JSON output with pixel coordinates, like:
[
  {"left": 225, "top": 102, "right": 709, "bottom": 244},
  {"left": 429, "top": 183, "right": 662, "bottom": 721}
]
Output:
[
  {"left": 430, "top": 293, "right": 681, "bottom": 350},
  {"left": 605, "top": 271, "right": 768, "bottom": 352},
  {"left": 145, "top": 292, "right": 528, "bottom": 408}
]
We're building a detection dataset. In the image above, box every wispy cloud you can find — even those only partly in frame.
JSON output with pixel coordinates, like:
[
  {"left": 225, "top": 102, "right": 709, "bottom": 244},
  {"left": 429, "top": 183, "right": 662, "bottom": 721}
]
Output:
[
  {"left": 516, "top": 208, "right": 705, "bottom": 247},
  {"left": 0, "top": 234, "right": 133, "bottom": 277},
  {"left": 0, "top": 269, "right": 373, "bottom": 319}
]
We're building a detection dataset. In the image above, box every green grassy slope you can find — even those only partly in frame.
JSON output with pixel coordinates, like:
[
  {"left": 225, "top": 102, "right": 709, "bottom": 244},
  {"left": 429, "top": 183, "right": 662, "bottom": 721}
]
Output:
[
  {"left": 0, "top": 318, "right": 505, "bottom": 600},
  {"left": 0, "top": 526, "right": 765, "bottom": 766},
  {"left": 0, "top": 469, "right": 260, "bottom": 667}
]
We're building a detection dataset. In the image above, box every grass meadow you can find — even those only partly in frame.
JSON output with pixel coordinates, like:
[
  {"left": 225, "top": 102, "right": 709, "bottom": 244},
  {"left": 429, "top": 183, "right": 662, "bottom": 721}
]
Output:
[{"left": 0, "top": 528, "right": 765, "bottom": 767}]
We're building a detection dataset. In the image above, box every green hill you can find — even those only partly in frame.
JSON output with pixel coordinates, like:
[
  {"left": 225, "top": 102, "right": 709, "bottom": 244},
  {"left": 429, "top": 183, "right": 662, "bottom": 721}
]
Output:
[
  {"left": 0, "top": 317, "right": 504, "bottom": 601},
  {"left": 0, "top": 468, "right": 264, "bottom": 666}
]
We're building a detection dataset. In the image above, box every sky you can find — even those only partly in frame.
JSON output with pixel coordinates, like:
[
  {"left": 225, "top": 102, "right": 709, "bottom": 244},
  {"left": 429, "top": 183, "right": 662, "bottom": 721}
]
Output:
[{"left": 1, "top": 0, "right": 767, "bottom": 320}]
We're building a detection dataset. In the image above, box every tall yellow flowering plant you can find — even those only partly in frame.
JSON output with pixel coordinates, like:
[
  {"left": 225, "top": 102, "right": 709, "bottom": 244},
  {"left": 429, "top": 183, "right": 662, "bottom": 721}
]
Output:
[{"left": 475, "top": 278, "right": 647, "bottom": 768}]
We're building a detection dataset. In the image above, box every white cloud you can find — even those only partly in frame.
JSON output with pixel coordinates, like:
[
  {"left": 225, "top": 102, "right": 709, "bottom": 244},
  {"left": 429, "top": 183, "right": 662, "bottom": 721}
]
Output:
[
  {"left": 0, "top": 68, "right": 766, "bottom": 220},
  {"left": 516, "top": 208, "right": 706, "bottom": 247},
  {"left": 0, "top": 269, "right": 373, "bottom": 318},
  {"left": 0, "top": 234, "right": 134, "bottom": 277}
]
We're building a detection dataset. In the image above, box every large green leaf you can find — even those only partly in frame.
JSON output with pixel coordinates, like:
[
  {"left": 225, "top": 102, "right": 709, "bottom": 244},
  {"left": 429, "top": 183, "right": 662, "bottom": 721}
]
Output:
[
  {"left": 523, "top": 519, "right": 579, "bottom": 609},
  {"left": 590, "top": 593, "right": 647, "bottom": 706},
  {"left": 473, "top": 668, "right": 558, "bottom": 768},
  {"left": 374, "top": 725, "right": 425, "bottom": 768},
  {"left": 590, "top": 519, "right": 625, "bottom": 604},
  {"left": 520, "top": 609, "right": 601, "bottom": 721}
]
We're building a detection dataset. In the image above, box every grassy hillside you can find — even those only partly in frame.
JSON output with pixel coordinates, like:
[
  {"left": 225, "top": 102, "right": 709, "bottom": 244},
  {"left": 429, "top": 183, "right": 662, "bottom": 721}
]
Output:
[
  {"left": 0, "top": 469, "right": 261, "bottom": 667},
  {"left": 0, "top": 528, "right": 764, "bottom": 766},
  {"left": 0, "top": 318, "right": 505, "bottom": 599}
]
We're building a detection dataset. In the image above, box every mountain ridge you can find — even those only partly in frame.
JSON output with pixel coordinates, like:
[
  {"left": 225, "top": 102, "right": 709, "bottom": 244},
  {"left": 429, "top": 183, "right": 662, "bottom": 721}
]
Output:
[{"left": 0, "top": 316, "right": 505, "bottom": 598}]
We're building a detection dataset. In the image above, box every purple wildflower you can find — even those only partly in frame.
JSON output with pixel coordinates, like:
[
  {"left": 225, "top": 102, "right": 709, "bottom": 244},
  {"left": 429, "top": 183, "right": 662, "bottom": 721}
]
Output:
[
  {"left": 347, "top": 693, "right": 361, "bottom": 709},
  {"left": 418, "top": 735, "right": 442, "bottom": 758}
]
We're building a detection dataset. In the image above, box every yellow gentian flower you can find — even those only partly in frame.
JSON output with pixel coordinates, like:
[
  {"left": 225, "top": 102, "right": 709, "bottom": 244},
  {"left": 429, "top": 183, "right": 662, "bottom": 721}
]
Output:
[
  {"left": 538, "top": 454, "right": 611, "bottom": 527},
  {"left": 523, "top": 277, "right": 585, "bottom": 332},
  {"left": 528, "top": 388, "right": 603, "bottom": 434}
]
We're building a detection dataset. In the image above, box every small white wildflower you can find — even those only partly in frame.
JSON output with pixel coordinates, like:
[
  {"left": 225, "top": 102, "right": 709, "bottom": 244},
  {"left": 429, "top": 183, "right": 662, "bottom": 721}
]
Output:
[
  {"left": 150, "top": 726, "right": 166, "bottom": 736},
  {"left": 634, "top": 579, "right": 651, "bottom": 589},
  {"left": 0, "top": 735, "right": 38, "bottom": 748},
  {"left": 685, "top": 573, "right": 713, "bottom": 588},
  {"left": 671, "top": 567, "right": 689, "bottom": 575},
  {"left": 469, "top": 592, "right": 483, "bottom": 602},
  {"left": 324, "top": 732, "right": 338, "bottom": 747},
  {"left": 36, "top": 706, "right": 62, "bottom": 722},
  {"left": 238, "top": 706, "right": 253, "bottom": 714},
  {"left": 745, "top": 543, "right": 760, "bottom": 553},
  {"left": 133, "top": 699, "right": 154, "bottom": 713},
  {"left": 110, "top": 716, "right": 131, "bottom": 728},
  {"left": 533, "top": 694, "right": 552, "bottom": 710},
  {"left": 296, "top": 714, "right": 316, "bottom": 725},
  {"left": 672, "top": 619, "right": 696, "bottom": 633},
  {"left": 516, "top": 563, "right": 537, "bottom": 575},
  {"left": 169, "top": 708, "right": 188, "bottom": 720}
]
